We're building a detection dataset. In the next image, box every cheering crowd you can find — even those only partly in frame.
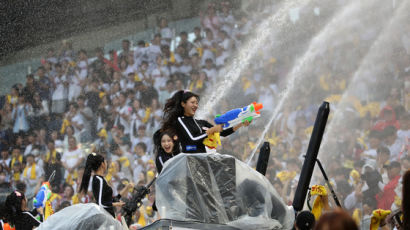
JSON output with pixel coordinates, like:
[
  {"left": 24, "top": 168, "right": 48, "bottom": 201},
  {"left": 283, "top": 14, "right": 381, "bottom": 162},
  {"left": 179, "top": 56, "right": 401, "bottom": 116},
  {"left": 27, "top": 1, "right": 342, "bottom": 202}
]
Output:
[{"left": 0, "top": 0, "right": 409, "bottom": 229}]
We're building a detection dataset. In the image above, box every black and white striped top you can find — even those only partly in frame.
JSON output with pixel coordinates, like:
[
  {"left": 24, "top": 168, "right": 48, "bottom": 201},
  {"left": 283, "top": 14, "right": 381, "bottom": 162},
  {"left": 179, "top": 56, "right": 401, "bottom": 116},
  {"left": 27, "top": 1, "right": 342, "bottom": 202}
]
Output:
[
  {"left": 175, "top": 116, "right": 234, "bottom": 153},
  {"left": 92, "top": 175, "right": 120, "bottom": 217}
]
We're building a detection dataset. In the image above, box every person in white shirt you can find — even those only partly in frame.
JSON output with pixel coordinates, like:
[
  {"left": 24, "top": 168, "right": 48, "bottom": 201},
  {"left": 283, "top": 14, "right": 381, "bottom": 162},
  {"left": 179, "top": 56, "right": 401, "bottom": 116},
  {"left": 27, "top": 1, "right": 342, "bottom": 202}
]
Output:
[
  {"left": 124, "top": 54, "right": 139, "bottom": 77},
  {"left": 362, "top": 130, "right": 382, "bottom": 160},
  {"left": 67, "top": 103, "right": 84, "bottom": 136},
  {"left": 201, "top": 29, "right": 216, "bottom": 66},
  {"left": 152, "top": 57, "right": 169, "bottom": 91},
  {"left": 23, "top": 133, "right": 37, "bottom": 156},
  {"left": 21, "top": 154, "right": 44, "bottom": 198},
  {"left": 134, "top": 142, "right": 152, "bottom": 164},
  {"left": 158, "top": 17, "right": 172, "bottom": 45},
  {"left": 202, "top": 58, "right": 217, "bottom": 83},
  {"left": 218, "top": 2, "right": 235, "bottom": 36},
  {"left": 131, "top": 125, "right": 152, "bottom": 154},
  {"left": 179, "top": 56, "right": 193, "bottom": 75},
  {"left": 77, "top": 50, "right": 88, "bottom": 79},
  {"left": 383, "top": 126, "right": 404, "bottom": 161},
  {"left": 77, "top": 96, "right": 93, "bottom": 142},
  {"left": 217, "top": 30, "right": 231, "bottom": 52},
  {"left": 133, "top": 40, "right": 148, "bottom": 67},
  {"left": 62, "top": 137, "right": 84, "bottom": 175},
  {"left": 115, "top": 92, "right": 131, "bottom": 135},
  {"left": 51, "top": 63, "right": 68, "bottom": 114},
  {"left": 147, "top": 34, "right": 162, "bottom": 65},
  {"left": 136, "top": 61, "right": 151, "bottom": 85},
  {"left": 215, "top": 48, "right": 229, "bottom": 69},
  {"left": 67, "top": 60, "right": 82, "bottom": 102},
  {"left": 147, "top": 98, "right": 163, "bottom": 132},
  {"left": 397, "top": 113, "right": 410, "bottom": 141},
  {"left": 159, "top": 80, "right": 175, "bottom": 106},
  {"left": 125, "top": 72, "right": 137, "bottom": 90}
]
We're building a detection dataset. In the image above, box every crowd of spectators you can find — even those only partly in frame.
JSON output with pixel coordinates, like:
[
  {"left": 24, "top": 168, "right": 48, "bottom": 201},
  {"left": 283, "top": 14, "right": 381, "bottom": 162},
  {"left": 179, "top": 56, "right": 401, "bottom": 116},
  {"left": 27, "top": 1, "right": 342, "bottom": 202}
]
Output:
[{"left": 0, "top": 0, "right": 409, "bottom": 229}]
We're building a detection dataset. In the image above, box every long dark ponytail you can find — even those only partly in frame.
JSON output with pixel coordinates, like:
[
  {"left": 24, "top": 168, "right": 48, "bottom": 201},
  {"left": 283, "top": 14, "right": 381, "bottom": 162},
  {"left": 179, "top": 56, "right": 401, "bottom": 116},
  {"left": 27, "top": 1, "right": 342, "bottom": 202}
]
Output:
[
  {"left": 4, "top": 190, "right": 26, "bottom": 226},
  {"left": 79, "top": 153, "right": 105, "bottom": 194},
  {"left": 161, "top": 90, "right": 199, "bottom": 132}
]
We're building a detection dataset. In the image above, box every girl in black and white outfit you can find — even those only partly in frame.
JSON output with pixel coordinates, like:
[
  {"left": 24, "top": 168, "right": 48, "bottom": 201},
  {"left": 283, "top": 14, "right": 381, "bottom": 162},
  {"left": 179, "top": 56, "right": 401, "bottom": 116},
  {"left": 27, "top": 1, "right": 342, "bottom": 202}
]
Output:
[
  {"left": 161, "top": 90, "right": 250, "bottom": 153},
  {"left": 154, "top": 130, "right": 180, "bottom": 173},
  {"left": 3, "top": 190, "right": 43, "bottom": 230},
  {"left": 79, "top": 152, "right": 133, "bottom": 217}
]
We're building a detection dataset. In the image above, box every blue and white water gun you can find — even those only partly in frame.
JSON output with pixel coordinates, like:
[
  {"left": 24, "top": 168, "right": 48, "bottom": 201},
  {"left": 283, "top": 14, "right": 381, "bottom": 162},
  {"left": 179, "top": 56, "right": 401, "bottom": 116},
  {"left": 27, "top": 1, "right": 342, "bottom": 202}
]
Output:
[
  {"left": 33, "top": 170, "right": 54, "bottom": 208},
  {"left": 214, "top": 102, "right": 263, "bottom": 128}
]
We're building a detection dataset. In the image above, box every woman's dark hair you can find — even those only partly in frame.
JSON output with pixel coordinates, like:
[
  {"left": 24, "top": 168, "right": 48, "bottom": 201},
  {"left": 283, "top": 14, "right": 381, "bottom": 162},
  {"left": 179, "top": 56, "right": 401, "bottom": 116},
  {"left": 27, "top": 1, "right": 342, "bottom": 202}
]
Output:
[
  {"left": 4, "top": 190, "right": 26, "bottom": 226},
  {"left": 79, "top": 153, "right": 105, "bottom": 194},
  {"left": 153, "top": 129, "right": 179, "bottom": 156},
  {"left": 403, "top": 169, "right": 410, "bottom": 229},
  {"left": 161, "top": 90, "right": 199, "bottom": 132}
]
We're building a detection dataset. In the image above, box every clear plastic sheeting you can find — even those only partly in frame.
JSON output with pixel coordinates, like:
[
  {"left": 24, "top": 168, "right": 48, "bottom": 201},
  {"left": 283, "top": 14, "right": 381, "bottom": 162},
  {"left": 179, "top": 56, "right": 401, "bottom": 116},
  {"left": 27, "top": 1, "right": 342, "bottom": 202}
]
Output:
[
  {"left": 156, "top": 153, "right": 295, "bottom": 230},
  {"left": 37, "top": 203, "right": 123, "bottom": 230}
]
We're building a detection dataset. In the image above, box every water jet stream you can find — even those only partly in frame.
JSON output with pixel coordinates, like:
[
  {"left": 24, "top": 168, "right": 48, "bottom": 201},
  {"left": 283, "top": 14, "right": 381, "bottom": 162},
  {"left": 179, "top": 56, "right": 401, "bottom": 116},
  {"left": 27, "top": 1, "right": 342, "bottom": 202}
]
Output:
[
  {"left": 246, "top": 0, "right": 398, "bottom": 165},
  {"left": 197, "top": 0, "right": 311, "bottom": 118},
  {"left": 319, "top": 0, "right": 408, "bottom": 160}
]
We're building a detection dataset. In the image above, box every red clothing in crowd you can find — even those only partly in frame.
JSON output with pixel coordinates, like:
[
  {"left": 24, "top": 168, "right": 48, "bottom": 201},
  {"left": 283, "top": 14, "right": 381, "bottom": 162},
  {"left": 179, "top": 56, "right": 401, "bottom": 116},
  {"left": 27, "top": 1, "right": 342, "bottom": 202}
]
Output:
[
  {"left": 372, "top": 106, "right": 400, "bottom": 131},
  {"left": 376, "top": 174, "right": 401, "bottom": 210}
]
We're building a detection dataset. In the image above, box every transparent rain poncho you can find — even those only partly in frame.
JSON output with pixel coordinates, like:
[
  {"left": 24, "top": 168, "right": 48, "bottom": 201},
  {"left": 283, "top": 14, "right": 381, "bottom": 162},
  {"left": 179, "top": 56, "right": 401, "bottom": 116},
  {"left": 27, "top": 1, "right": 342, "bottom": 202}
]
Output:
[
  {"left": 37, "top": 203, "right": 123, "bottom": 230},
  {"left": 155, "top": 153, "right": 294, "bottom": 230}
]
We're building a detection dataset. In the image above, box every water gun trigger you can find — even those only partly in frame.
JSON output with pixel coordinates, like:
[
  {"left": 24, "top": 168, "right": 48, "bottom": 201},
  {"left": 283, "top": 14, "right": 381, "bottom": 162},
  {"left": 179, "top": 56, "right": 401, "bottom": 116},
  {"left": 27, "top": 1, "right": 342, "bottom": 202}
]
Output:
[{"left": 242, "top": 117, "right": 254, "bottom": 123}]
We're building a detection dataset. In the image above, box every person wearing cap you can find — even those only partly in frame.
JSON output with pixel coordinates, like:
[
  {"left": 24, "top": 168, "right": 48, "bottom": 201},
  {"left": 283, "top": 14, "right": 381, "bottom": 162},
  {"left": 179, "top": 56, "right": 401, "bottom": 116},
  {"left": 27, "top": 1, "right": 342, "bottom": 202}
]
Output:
[
  {"left": 295, "top": 210, "right": 315, "bottom": 230},
  {"left": 376, "top": 161, "right": 402, "bottom": 210}
]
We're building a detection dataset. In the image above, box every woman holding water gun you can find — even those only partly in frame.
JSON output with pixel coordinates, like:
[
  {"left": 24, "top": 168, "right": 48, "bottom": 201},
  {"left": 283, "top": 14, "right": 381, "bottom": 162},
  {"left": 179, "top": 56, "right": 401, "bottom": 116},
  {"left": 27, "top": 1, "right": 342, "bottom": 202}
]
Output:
[
  {"left": 161, "top": 90, "right": 250, "bottom": 153},
  {"left": 3, "top": 190, "right": 43, "bottom": 230}
]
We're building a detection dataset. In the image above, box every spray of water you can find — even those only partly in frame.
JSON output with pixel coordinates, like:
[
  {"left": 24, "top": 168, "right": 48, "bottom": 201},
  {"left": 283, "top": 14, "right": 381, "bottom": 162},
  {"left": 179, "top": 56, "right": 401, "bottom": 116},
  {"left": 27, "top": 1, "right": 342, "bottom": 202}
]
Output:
[
  {"left": 246, "top": 0, "right": 391, "bottom": 165},
  {"left": 197, "top": 0, "right": 311, "bottom": 118},
  {"left": 320, "top": 0, "right": 408, "bottom": 158}
]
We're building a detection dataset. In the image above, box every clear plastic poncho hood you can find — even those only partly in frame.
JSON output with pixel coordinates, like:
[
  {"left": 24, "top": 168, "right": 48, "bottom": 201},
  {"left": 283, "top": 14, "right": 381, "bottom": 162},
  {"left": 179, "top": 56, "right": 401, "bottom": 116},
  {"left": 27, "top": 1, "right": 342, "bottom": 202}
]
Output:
[
  {"left": 37, "top": 203, "right": 123, "bottom": 230},
  {"left": 155, "top": 153, "right": 294, "bottom": 230}
]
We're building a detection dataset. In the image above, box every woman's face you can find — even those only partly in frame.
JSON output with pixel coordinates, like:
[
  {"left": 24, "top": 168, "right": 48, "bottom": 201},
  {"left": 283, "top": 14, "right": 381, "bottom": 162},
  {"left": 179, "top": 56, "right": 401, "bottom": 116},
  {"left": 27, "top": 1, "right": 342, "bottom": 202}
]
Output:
[
  {"left": 161, "top": 134, "right": 174, "bottom": 154},
  {"left": 182, "top": 96, "right": 198, "bottom": 117}
]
